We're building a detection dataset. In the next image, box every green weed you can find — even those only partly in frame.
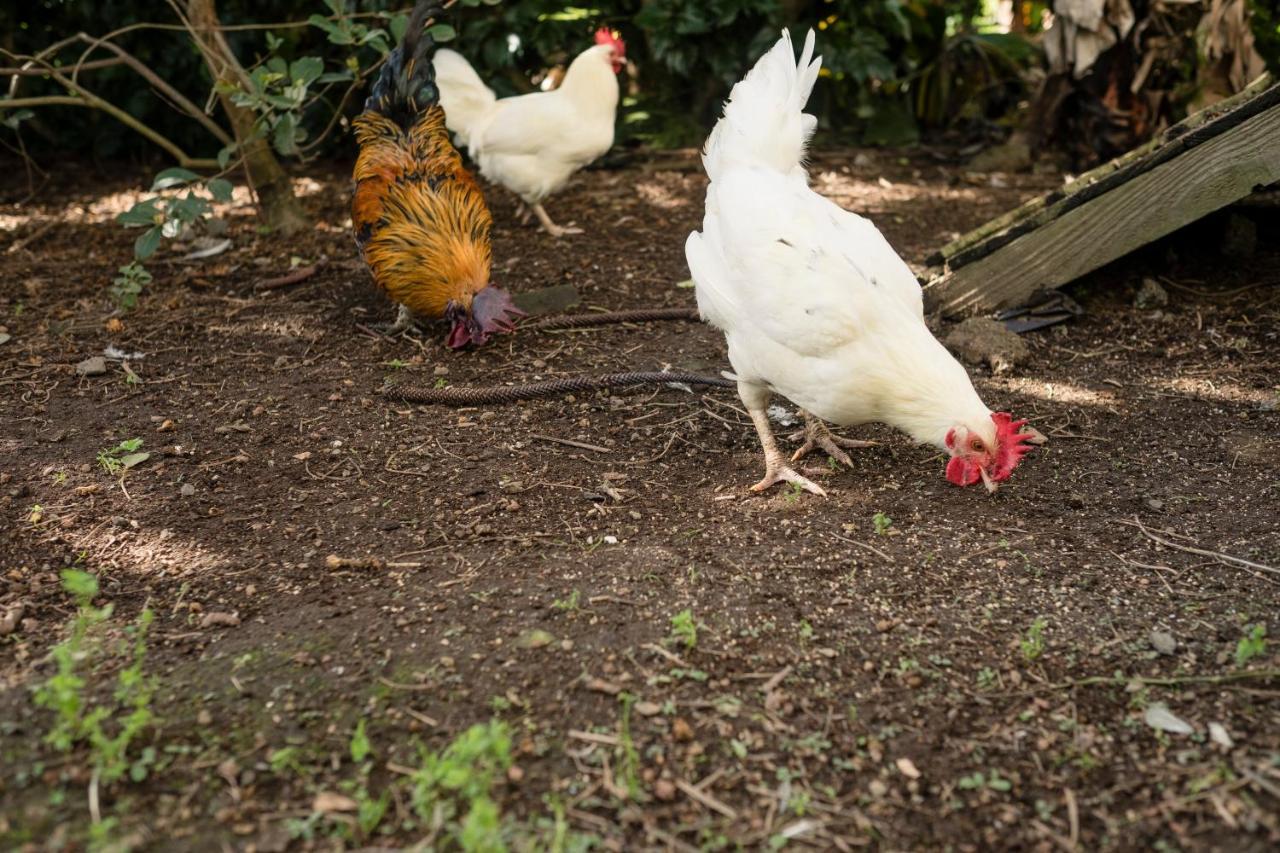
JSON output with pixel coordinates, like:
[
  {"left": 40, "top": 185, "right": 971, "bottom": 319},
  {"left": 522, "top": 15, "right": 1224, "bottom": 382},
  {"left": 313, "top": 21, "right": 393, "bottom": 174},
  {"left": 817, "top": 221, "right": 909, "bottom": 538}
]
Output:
[
  {"left": 96, "top": 438, "right": 147, "bottom": 477},
  {"left": 873, "top": 511, "right": 893, "bottom": 535},
  {"left": 1236, "top": 624, "right": 1267, "bottom": 666},
  {"left": 1020, "top": 617, "right": 1047, "bottom": 662},
  {"left": 409, "top": 719, "right": 512, "bottom": 850},
  {"left": 551, "top": 589, "right": 581, "bottom": 612},
  {"left": 33, "top": 569, "right": 157, "bottom": 784},
  {"left": 668, "top": 609, "right": 698, "bottom": 651}
]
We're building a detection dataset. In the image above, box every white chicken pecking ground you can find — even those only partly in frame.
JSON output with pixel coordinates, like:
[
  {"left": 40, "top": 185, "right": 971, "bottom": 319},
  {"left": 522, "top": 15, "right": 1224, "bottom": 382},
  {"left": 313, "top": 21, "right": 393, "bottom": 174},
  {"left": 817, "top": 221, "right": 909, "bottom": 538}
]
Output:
[
  {"left": 685, "top": 30, "right": 1044, "bottom": 497},
  {"left": 432, "top": 29, "right": 625, "bottom": 237}
]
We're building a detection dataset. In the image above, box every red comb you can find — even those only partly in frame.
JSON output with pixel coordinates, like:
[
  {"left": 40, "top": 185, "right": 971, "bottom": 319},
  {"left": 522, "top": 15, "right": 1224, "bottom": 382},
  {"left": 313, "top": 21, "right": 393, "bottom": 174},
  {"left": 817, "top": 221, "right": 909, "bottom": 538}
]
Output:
[
  {"left": 594, "top": 27, "right": 625, "bottom": 54},
  {"left": 989, "top": 411, "right": 1037, "bottom": 481}
]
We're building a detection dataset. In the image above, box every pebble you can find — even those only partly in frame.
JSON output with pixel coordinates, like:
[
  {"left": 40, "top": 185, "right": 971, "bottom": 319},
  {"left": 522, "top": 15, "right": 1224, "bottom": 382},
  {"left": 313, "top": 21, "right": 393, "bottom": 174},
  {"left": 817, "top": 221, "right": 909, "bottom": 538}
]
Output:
[
  {"left": 180, "top": 484, "right": 196, "bottom": 497},
  {"left": 1150, "top": 629, "right": 1177, "bottom": 656},
  {"left": 653, "top": 779, "right": 676, "bottom": 801},
  {"left": 75, "top": 356, "right": 107, "bottom": 377}
]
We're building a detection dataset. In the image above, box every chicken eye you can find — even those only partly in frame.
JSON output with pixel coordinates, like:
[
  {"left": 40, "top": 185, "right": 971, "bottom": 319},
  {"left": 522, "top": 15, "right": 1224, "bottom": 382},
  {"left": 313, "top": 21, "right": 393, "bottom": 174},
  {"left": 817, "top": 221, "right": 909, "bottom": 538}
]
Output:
[{"left": 970, "top": 438, "right": 984, "bottom": 452}]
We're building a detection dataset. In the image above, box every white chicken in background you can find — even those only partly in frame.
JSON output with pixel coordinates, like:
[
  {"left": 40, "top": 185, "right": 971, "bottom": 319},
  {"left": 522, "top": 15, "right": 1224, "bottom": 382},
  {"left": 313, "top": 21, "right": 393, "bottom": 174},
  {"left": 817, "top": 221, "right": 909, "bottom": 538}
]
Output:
[
  {"left": 433, "top": 29, "right": 625, "bottom": 237},
  {"left": 685, "top": 30, "right": 1043, "bottom": 496}
]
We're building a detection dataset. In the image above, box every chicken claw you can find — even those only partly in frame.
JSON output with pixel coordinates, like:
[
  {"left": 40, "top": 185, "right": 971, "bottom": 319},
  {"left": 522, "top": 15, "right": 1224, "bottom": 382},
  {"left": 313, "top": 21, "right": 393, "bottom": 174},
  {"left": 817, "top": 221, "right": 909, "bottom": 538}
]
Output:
[
  {"left": 742, "top": 389, "right": 827, "bottom": 497},
  {"left": 531, "top": 203, "right": 583, "bottom": 237},
  {"left": 788, "top": 410, "right": 875, "bottom": 467},
  {"left": 752, "top": 450, "right": 827, "bottom": 497}
]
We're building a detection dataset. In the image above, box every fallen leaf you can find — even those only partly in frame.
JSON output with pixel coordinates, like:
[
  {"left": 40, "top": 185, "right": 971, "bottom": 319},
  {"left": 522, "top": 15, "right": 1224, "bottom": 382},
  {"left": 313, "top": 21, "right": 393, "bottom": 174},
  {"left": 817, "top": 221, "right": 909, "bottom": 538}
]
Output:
[
  {"left": 517, "top": 629, "right": 554, "bottom": 649},
  {"left": 895, "top": 757, "right": 921, "bottom": 779},
  {"left": 1208, "top": 722, "right": 1234, "bottom": 749},
  {"left": 1144, "top": 702, "right": 1193, "bottom": 735},
  {"left": 312, "top": 792, "right": 357, "bottom": 814},
  {"left": 586, "top": 677, "right": 622, "bottom": 695}
]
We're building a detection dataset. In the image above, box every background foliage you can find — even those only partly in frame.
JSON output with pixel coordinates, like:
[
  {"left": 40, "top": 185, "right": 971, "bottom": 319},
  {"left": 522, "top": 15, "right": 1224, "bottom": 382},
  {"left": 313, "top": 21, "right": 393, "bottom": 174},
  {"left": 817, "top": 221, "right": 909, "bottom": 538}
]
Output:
[
  {"left": 3, "top": 0, "right": 1041, "bottom": 164},
  {"left": 4, "top": 1, "right": 1278, "bottom": 167}
]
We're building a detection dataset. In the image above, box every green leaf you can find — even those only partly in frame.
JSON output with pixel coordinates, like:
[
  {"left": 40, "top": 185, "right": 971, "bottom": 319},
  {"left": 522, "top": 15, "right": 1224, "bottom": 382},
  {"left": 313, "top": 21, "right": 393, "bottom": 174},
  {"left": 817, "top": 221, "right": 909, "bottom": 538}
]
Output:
[
  {"left": 388, "top": 12, "right": 409, "bottom": 43},
  {"left": 350, "top": 719, "right": 371, "bottom": 763},
  {"left": 3, "top": 108, "right": 34, "bottom": 129},
  {"left": 134, "top": 227, "right": 163, "bottom": 260},
  {"left": 217, "top": 144, "right": 237, "bottom": 169},
  {"left": 115, "top": 199, "right": 164, "bottom": 228},
  {"left": 206, "top": 178, "right": 233, "bottom": 203},
  {"left": 151, "top": 168, "right": 200, "bottom": 191},
  {"left": 427, "top": 23, "right": 456, "bottom": 43},
  {"left": 289, "top": 57, "right": 324, "bottom": 86},
  {"left": 272, "top": 113, "right": 298, "bottom": 156},
  {"left": 119, "top": 452, "right": 151, "bottom": 470}
]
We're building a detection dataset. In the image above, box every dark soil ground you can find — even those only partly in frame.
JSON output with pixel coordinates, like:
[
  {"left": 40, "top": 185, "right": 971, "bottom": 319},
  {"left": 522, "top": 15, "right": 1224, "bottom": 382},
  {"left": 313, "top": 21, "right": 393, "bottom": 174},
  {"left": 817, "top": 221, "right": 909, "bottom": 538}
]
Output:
[{"left": 2, "top": 150, "right": 1278, "bottom": 852}]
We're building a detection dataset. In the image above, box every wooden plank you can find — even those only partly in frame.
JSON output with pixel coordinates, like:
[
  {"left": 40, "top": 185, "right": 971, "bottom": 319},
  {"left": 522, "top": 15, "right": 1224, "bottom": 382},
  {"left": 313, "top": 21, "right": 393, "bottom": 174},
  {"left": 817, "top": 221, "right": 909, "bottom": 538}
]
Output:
[
  {"left": 926, "top": 73, "right": 1275, "bottom": 270},
  {"left": 923, "top": 99, "right": 1280, "bottom": 316}
]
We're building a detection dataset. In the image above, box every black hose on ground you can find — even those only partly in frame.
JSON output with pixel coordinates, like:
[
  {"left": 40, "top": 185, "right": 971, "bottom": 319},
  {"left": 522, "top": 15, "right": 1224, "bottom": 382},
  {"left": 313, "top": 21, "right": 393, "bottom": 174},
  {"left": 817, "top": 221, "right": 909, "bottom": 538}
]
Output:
[{"left": 383, "top": 371, "right": 734, "bottom": 406}]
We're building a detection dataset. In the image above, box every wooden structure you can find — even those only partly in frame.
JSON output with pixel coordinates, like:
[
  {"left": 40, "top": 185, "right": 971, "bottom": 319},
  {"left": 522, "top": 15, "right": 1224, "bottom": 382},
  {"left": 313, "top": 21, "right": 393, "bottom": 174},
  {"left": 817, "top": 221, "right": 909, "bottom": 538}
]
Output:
[{"left": 923, "top": 74, "right": 1280, "bottom": 317}]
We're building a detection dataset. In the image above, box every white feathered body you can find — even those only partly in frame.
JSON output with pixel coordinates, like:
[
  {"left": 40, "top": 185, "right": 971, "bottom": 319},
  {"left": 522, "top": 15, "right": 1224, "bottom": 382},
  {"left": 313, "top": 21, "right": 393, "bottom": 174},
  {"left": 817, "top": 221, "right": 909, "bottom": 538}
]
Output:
[
  {"left": 685, "top": 31, "right": 995, "bottom": 451},
  {"left": 433, "top": 46, "right": 618, "bottom": 204}
]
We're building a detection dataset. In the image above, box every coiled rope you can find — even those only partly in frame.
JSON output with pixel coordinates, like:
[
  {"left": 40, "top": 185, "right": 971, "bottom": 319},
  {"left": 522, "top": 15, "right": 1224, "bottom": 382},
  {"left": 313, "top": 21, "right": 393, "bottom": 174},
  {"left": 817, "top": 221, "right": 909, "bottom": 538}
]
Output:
[
  {"left": 383, "top": 371, "right": 734, "bottom": 406},
  {"left": 521, "top": 307, "right": 700, "bottom": 331}
]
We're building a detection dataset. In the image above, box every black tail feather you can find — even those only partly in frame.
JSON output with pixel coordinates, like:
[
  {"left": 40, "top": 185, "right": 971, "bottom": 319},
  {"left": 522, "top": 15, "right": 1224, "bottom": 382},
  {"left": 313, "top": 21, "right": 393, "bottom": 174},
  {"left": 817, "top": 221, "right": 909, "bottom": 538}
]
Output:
[{"left": 364, "top": 1, "right": 447, "bottom": 129}]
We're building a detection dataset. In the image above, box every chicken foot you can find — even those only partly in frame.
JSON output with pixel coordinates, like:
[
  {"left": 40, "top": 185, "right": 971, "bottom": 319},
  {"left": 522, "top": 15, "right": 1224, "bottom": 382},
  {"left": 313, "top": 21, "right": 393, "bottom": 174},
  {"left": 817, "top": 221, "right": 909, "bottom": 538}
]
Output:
[
  {"left": 376, "top": 304, "right": 417, "bottom": 335},
  {"left": 788, "top": 410, "right": 876, "bottom": 467},
  {"left": 530, "top": 203, "right": 583, "bottom": 238},
  {"left": 741, "top": 383, "right": 826, "bottom": 497}
]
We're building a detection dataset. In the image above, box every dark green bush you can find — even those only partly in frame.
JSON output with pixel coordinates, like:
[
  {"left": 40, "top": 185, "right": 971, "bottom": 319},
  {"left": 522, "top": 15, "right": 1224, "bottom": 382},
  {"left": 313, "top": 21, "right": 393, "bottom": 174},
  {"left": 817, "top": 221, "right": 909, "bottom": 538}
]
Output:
[{"left": 2, "top": 0, "right": 1036, "bottom": 163}]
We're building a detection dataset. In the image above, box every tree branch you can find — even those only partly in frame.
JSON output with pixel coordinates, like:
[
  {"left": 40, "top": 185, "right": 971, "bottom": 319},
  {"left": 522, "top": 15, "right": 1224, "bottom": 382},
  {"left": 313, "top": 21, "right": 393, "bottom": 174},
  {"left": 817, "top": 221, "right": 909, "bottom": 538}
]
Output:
[{"left": 0, "top": 95, "right": 219, "bottom": 170}]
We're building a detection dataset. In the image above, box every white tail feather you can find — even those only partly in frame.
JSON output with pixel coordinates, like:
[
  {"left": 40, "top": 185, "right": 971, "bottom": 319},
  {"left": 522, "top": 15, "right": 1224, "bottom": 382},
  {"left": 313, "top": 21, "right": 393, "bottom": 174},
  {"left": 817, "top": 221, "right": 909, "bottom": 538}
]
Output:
[
  {"left": 432, "top": 48, "right": 498, "bottom": 145},
  {"left": 701, "top": 30, "right": 821, "bottom": 181}
]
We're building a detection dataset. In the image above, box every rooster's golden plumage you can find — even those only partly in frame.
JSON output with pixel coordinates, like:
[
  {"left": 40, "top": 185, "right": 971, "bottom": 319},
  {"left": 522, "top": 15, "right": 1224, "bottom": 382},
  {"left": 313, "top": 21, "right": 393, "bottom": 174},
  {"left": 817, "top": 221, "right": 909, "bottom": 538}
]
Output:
[{"left": 352, "top": 0, "right": 521, "bottom": 346}]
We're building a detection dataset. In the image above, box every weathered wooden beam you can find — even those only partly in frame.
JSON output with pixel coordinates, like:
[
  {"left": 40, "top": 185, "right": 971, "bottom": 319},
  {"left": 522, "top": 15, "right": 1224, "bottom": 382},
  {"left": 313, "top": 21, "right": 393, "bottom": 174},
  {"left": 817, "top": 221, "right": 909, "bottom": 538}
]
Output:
[
  {"left": 926, "top": 73, "right": 1275, "bottom": 270},
  {"left": 924, "top": 93, "right": 1280, "bottom": 316}
]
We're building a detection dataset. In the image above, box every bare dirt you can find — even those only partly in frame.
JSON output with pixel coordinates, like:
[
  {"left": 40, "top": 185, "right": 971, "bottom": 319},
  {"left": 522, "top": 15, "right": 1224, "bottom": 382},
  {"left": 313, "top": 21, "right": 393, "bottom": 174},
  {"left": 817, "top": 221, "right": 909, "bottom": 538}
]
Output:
[{"left": 2, "top": 150, "right": 1278, "bottom": 851}]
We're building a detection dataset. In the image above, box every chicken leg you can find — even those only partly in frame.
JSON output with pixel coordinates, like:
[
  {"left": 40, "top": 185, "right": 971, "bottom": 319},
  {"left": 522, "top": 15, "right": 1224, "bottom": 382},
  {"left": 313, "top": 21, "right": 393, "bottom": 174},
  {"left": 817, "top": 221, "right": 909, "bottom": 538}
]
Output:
[
  {"left": 740, "top": 383, "right": 826, "bottom": 496},
  {"left": 376, "top": 304, "right": 417, "bottom": 335},
  {"left": 788, "top": 410, "right": 876, "bottom": 467},
  {"left": 531, "top": 203, "right": 583, "bottom": 238}
]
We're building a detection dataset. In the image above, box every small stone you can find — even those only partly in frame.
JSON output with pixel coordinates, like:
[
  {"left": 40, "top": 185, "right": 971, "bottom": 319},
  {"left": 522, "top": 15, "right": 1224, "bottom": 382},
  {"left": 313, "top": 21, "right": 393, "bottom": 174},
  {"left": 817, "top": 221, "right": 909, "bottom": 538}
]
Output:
[
  {"left": 634, "top": 701, "right": 662, "bottom": 716},
  {"left": 200, "top": 612, "right": 240, "bottom": 629},
  {"left": 506, "top": 765, "right": 524, "bottom": 783},
  {"left": 672, "top": 718, "right": 694, "bottom": 741},
  {"left": 1150, "top": 629, "right": 1177, "bottom": 656},
  {"left": 76, "top": 356, "right": 108, "bottom": 377},
  {"left": 180, "top": 484, "right": 196, "bottom": 497},
  {"left": 654, "top": 779, "right": 677, "bottom": 801},
  {"left": 943, "top": 317, "right": 1029, "bottom": 374},
  {"left": 1208, "top": 722, "right": 1234, "bottom": 749},
  {"left": 197, "top": 709, "right": 213, "bottom": 726},
  {"left": 875, "top": 619, "right": 896, "bottom": 633},
  {"left": 1134, "top": 278, "right": 1168, "bottom": 310},
  {"left": 1145, "top": 498, "right": 1164, "bottom": 511},
  {"left": 868, "top": 779, "right": 889, "bottom": 798}
]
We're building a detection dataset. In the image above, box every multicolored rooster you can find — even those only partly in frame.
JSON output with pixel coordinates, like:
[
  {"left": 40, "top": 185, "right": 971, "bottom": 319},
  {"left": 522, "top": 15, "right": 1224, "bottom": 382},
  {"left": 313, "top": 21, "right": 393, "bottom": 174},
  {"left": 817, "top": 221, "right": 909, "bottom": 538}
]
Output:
[{"left": 352, "top": 0, "right": 522, "bottom": 346}]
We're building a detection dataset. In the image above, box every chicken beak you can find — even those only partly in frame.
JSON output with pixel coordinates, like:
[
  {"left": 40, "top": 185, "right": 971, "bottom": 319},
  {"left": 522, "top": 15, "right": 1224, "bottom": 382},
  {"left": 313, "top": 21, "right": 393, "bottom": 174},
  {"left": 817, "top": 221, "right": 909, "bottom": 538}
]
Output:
[{"left": 979, "top": 466, "right": 998, "bottom": 494}]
